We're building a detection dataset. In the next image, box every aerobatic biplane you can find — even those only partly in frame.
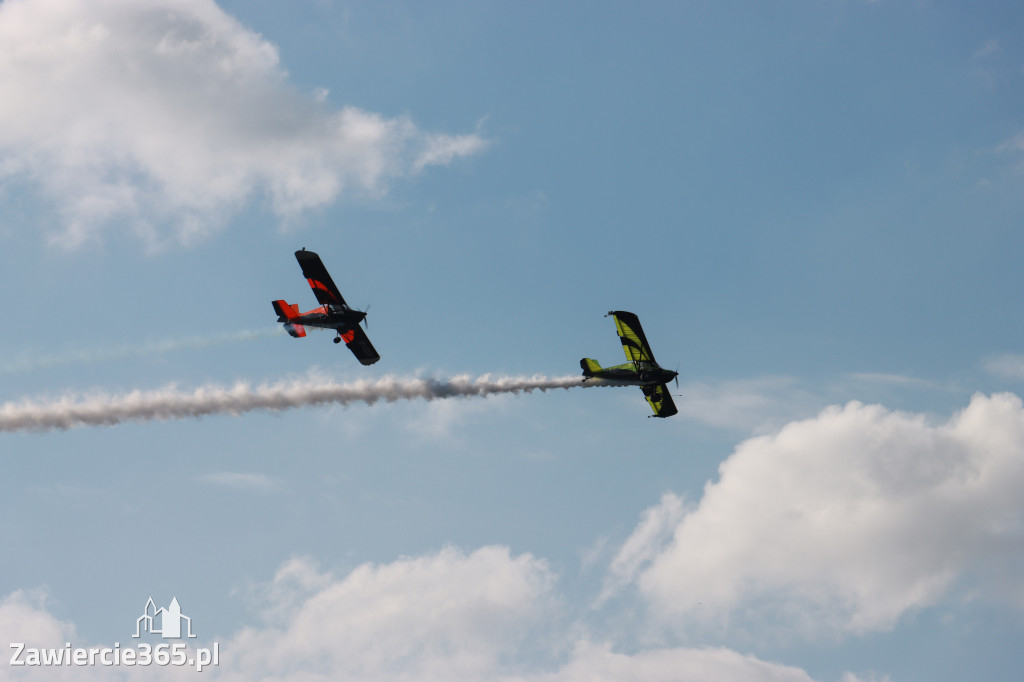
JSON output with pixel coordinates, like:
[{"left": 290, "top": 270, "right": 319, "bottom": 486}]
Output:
[
  {"left": 272, "top": 248, "right": 380, "bottom": 365},
  {"left": 581, "top": 311, "right": 678, "bottom": 418}
]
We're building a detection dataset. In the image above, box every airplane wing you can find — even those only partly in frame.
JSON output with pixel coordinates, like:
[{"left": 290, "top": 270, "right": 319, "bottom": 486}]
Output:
[
  {"left": 295, "top": 249, "right": 348, "bottom": 307},
  {"left": 340, "top": 325, "right": 381, "bottom": 366},
  {"left": 644, "top": 384, "right": 678, "bottom": 418},
  {"left": 609, "top": 311, "right": 658, "bottom": 365}
]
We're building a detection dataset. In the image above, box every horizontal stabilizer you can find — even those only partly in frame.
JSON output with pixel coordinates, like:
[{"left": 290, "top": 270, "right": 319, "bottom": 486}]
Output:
[
  {"left": 273, "top": 300, "right": 306, "bottom": 337},
  {"left": 284, "top": 323, "right": 306, "bottom": 338}
]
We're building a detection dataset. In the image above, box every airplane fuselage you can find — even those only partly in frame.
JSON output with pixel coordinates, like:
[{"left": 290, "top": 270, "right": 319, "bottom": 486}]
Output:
[
  {"left": 581, "top": 361, "right": 678, "bottom": 387},
  {"left": 288, "top": 304, "right": 366, "bottom": 332}
]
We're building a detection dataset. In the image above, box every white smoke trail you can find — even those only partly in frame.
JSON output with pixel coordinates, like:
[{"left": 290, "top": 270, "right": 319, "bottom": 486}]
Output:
[
  {"left": 0, "top": 373, "right": 599, "bottom": 434},
  {"left": 0, "top": 328, "right": 285, "bottom": 373}
]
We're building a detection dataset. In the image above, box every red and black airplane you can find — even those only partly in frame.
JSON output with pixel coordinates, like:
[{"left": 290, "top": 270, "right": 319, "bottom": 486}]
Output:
[{"left": 272, "top": 249, "right": 380, "bottom": 365}]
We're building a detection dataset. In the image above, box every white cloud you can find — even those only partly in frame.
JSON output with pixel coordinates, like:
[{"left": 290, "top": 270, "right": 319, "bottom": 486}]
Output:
[
  {"left": 405, "top": 393, "right": 512, "bottom": 440},
  {"left": 983, "top": 353, "right": 1024, "bottom": 380},
  {"left": 844, "top": 372, "right": 941, "bottom": 389},
  {"left": 0, "top": 549, "right": 829, "bottom": 682},
  {"left": 619, "top": 393, "right": 1024, "bottom": 637},
  {"left": 841, "top": 674, "right": 892, "bottom": 682},
  {"left": 599, "top": 492, "right": 688, "bottom": 604},
  {"left": 674, "top": 376, "right": 820, "bottom": 433},
  {"left": 0, "top": 0, "right": 486, "bottom": 248},
  {"left": 197, "top": 472, "right": 280, "bottom": 492},
  {"left": 234, "top": 555, "right": 336, "bottom": 625},
  {"left": 0, "top": 591, "right": 217, "bottom": 681},
  {"left": 224, "top": 546, "right": 556, "bottom": 681},
  {"left": 997, "top": 132, "right": 1024, "bottom": 157},
  {"left": 540, "top": 642, "right": 816, "bottom": 682},
  {"left": 973, "top": 38, "right": 1000, "bottom": 60},
  {"left": 0, "top": 590, "right": 77, "bottom": 652},
  {"left": 412, "top": 130, "right": 488, "bottom": 173}
]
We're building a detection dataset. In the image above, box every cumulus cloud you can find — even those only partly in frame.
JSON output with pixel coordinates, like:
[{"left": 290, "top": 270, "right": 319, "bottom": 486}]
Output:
[
  {"left": 235, "top": 555, "right": 336, "bottom": 625},
  {"left": 0, "top": 590, "right": 77, "bottom": 653},
  {"left": 598, "top": 492, "right": 689, "bottom": 604},
  {"left": 0, "top": 549, "right": 826, "bottom": 682},
  {"left": 612, "top": 393, "right": 1024, "bottom": 637},
  {"left": 224, "top": 546, "right": 555, "bottom": 681},
  {"left": 0, "top": 0, "right": 486, "bottom": 248},
  {"left": 540, "top": 642, "right": 816, "bottom": 682},
  {"left": 0, "top": 591, "right": 214, "bottom": 681}
]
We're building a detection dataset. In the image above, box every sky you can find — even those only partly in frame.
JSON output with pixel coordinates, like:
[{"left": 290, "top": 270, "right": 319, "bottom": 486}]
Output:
[{"left": 1, "top": 0, "right": 1023, "bottom": 680}]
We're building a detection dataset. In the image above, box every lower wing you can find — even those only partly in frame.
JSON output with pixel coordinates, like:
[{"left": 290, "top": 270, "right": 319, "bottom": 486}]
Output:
[
  {"left": 341, "top": 325, "right": 380, "bottom": 366},
  {"left": 643, "top": 383, "right": 678, "bottom": 418}
]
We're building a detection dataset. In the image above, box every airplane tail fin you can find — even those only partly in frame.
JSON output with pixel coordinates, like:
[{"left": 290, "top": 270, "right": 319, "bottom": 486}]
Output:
[
  {"left": 272, "top": 300, "right": 306, "bottom": 338},
  {"left": 580, "top": 358, "right": 602, "bottom": 376},
  {"left": 272, "top": 299, "right": 301, "bottom": 320}
]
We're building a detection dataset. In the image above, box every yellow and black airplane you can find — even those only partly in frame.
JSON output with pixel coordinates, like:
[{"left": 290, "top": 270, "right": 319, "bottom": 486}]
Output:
[
  {"left": 581, "top": 311, "right": 678, "bottom": 418},
  {"left": 272, "top": 249, "right": 380, "bottom": 365}
]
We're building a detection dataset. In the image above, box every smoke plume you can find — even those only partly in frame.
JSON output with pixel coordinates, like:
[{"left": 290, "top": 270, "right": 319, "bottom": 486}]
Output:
[{"left": 0, "top": 374, "right": 593, "bottom": 433}]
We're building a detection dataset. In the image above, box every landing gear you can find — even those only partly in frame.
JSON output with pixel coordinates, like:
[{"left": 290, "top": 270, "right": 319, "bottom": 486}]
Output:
[{"left": 333, "top": 336, "right": 342, "bottom": 344}]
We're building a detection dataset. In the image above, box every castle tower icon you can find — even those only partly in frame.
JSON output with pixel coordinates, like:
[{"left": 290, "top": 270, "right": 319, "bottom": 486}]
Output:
[{"left": 134, "top": 597, "right": 196, "bottom": 639}]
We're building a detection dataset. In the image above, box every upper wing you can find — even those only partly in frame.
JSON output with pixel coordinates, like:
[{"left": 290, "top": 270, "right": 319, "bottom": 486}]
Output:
[
  {"left": 295, "top": 250, "right": 348, "bottom": 307},
  {"left": 644, "top": 384, "right": 678, "bottom": 418},
  {"left": 340, "top": 325, "right": 381, "bottom": 366},
  {"left": 609, "top": 311, "right": 657, "bottom": 365}
]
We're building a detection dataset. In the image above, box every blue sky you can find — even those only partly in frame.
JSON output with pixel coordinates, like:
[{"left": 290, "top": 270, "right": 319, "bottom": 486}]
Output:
[{"left": 1, "top": 1, "right": 1023, "bottom": 680}]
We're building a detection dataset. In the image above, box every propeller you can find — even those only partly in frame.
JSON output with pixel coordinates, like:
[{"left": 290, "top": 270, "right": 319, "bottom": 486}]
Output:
[
  {"left": 675, "top": 362, "right": 680, "bottom": 388},
  {"left": 361, "top": 305, "right": 371, "bottom": 329}
]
